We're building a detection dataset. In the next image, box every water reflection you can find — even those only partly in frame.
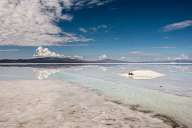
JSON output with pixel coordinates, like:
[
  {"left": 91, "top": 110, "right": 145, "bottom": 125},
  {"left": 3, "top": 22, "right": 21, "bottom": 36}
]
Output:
[
  {"left": 33, "top": 68, "right": 61, "bottom": 80},
  {"left": 172, "top": 65, "right": 192, "bottom": 72},
  {"left": 0, "top": 64, "right": 192, "bottom": 97}
]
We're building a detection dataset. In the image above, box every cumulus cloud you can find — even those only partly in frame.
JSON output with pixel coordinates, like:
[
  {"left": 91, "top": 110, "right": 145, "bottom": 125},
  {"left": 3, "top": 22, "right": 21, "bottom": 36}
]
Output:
[
  {"left": 0, "top": 0, "right": 112, "bottom": 46},
  {"left": 33, "top": 46, "right": 85, "bottom": 59},
  {"left": 99, "top": 54, "right": 108, "bottom": 59},
  {"left": 33, "top": 46, "right": 64, "bottom": 57},
  {"left": 163, "top": 20, "right": 192, "bottom": 32}
]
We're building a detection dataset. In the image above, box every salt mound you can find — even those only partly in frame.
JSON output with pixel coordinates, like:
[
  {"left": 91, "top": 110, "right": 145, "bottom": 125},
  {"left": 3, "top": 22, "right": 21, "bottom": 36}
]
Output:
[{"left": 120, "top": 70, "right": 165, "bottom": 80}]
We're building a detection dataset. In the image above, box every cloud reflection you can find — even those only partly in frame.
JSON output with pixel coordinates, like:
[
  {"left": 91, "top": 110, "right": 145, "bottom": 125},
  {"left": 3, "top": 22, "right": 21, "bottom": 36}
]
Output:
[{"left": 33, "top": 68, "right": 61, "bottom": 80}]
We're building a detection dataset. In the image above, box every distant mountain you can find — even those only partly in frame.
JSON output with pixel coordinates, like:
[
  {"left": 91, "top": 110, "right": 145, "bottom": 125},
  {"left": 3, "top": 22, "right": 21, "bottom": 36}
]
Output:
[
  {"left": 0, "top": 57, "right": 191, "bottom": 64},
  {"left": 0, "top": 57, "right": 86, "bottom": 63},
  {"left": 0, "top": 57, "right": 129, "bottom": 64},
  {"left": 174, "top": 59, "right": 192, "bottom": 63},
  {"left": 135, "top": 59, "right": 192, "bottom": 63}
]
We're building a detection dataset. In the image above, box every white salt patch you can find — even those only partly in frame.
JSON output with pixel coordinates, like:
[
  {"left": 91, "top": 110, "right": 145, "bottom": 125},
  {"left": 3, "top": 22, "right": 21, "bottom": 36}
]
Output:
[{"left": 120, "top": 70, "right": 165, "bottom": 80}]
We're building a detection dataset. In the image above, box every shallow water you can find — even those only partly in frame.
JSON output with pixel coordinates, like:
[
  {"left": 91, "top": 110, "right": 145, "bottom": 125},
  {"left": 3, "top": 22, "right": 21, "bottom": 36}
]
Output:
[{"left": 0, "top": 64, "right": 192, "bottom": 127}]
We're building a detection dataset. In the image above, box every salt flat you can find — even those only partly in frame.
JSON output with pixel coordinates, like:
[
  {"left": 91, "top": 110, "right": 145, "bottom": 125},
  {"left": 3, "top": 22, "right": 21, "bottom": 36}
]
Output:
[{"left": 0, "top": 80, "right": 176, "bottom": 128}]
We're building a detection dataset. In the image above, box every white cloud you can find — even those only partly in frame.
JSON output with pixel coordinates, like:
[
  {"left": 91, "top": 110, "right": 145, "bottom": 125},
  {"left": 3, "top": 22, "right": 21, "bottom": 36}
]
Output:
[
  {"left": 79, "top": 27, "right": 88, "bottom": 33},
  {"left": 120, "top": 56, "right": 126, "bottom": 60},
  {"left": 163, "top": 20, "right": 192, "bottom": 32},
  {"left": 99, "top": 54, "right": 108, "bottom": 59},
  {"left": 74, "top": 0, "right": 113, "bottom": 10},
  {"left": 62, "top": 43, "right": 89, "bottom": 47},
  {"left": 80, "top": 24, "right": 109, "bottom": 33},
  {"left": 33, "top": 46, "right": 86, "bottom": 59},
  {"left": 175, "top": 54, "right": 190, "bottom": 60},
  {"left": 152, "top": 46, "right": 176, "bottom": 49},
  {"left": 33, "top": 46, "right": 64, "bottom": 57},
  {"left": 73, "top": 55, "right": 84, "bottom": 59},
  {"left": 91, "top": 24, "right": 108, "bottom": 32},
  {"left": 166, "top": 54, "right": 191, "bottom": 61},
  {"left": 128, "top": 51, "right": 144, "bottom": 55},
  {"left": 0, "top": 0, "right": 112, "bottom": 46},
  {"left": 60, "top": 14, "right": 73, "bottom": 21}
]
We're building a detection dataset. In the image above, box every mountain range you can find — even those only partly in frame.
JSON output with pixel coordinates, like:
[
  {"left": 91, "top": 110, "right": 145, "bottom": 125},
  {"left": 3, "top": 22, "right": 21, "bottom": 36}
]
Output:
[{"left": 0, "top": 57, "right": 192, "bottom": 64}]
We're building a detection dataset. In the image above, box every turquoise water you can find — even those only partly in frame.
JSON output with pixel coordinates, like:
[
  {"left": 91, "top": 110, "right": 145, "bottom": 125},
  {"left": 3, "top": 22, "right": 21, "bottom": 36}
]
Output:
[{"left": 0, "top": 64, "right": 192, "bottom": 126}]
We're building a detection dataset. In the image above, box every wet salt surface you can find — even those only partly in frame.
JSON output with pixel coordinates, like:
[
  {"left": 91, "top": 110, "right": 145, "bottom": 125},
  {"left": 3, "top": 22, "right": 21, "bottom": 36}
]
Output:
[{"left": 0, "top": 64, "right": 192, "bottom": 127}]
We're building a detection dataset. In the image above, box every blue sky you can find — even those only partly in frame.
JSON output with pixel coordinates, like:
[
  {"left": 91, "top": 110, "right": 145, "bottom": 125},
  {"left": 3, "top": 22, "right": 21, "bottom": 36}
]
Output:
[{"left": 0, "top": 0, "right": 192, "bottom": 61}]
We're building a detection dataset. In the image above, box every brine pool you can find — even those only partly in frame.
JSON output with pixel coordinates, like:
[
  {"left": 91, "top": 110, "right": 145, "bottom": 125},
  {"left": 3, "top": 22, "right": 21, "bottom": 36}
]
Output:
[{"left": 0, "top": 64, "right": 192, "bottom": 127}]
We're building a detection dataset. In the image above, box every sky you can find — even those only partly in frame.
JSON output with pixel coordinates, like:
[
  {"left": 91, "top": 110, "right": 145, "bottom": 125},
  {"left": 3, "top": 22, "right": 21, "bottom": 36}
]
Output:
[{"left": 0, "top": 0, "right": 192, "bottom": 61}]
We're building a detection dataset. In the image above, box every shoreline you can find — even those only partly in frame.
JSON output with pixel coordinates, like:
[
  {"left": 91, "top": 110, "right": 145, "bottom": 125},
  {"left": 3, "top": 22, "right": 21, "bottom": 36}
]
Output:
[
  {"left": 0, "top": 80, "right": 187, "bottom": 128},
  {"left": 88, "top": 87, "right": 187, "bottom": 128},
  {"left": 106, "top": 99, "right": 187, "bottom": 128}
]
